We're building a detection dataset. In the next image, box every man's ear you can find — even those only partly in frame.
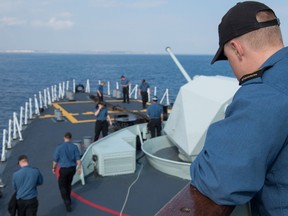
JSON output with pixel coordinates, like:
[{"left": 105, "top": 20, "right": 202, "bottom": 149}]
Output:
[{"left": 229, "top": 40, "right": 244, "bottom": 60}]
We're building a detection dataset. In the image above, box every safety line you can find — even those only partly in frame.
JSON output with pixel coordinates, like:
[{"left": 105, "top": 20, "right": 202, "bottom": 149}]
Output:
[
  {"left": 71, "top": 191, "right": 129, "bottom": 216},
  {"left": 55, "top": 166, "right": 129, "bottom": 216}
]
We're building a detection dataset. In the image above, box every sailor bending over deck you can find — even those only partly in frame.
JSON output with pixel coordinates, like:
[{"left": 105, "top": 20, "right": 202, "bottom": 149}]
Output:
[
  {"left": 190, "top": 2, "right": 288, "bottom": 215},
  {"left": 147, "top": 96, "right": 163, "bottom": 138},
  {"left": 94, "top": 101, "right": 112, "bottom": 141},
  {"left": 52, "top": 132, "right": 81, "bottom": 212}
]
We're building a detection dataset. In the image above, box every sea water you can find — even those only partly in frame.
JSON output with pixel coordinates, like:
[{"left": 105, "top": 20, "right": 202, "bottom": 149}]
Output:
[{"left": 0, "top": 53, "right": 234, "bottom": 137}]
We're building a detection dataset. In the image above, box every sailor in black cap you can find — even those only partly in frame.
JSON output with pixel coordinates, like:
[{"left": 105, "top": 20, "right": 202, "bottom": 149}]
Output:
[
  {"left": 190, "top": 2, "right": 288, "bottom": 216},
  {"left": 146, "top": 96, "right": 163, "bottom": 138}
]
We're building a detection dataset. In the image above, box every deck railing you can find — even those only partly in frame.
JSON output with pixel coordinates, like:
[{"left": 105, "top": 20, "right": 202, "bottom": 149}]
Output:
[
  {"left": 0, "top": 81, "right": 67, "bottom": 162},
  {"left": 0, "top": 79, "right": 171, "bottom": 162}
]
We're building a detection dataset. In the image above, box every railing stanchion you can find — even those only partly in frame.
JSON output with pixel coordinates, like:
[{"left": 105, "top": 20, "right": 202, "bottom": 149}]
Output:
[{"left": 1, "top": 129, "right": 7, "bottom": 161}]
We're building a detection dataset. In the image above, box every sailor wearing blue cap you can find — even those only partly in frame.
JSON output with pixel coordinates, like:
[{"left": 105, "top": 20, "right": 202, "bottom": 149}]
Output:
[{"left": 147, "top": 96, "right": 163, "bottom": 137}]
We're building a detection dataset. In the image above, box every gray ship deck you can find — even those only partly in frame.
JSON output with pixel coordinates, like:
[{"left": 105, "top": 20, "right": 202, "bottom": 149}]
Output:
[{"left": 0, "top": 93, "right": 188, "bottom": 216}]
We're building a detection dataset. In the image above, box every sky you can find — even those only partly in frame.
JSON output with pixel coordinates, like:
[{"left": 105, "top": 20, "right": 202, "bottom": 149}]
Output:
[{"left": 0, "top": 0, "right": 287, "bottom": 55}]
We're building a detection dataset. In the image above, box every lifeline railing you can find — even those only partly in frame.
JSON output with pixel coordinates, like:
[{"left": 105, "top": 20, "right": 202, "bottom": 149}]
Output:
[
  {"left": 0, "top": 80, "right": 69, "bottom": 162},
  {"left": 0, "top": 79, "right": 171, "bottom": 162},
  {"left": 114, "top": 81, "right": 170, "bottom": 105}
]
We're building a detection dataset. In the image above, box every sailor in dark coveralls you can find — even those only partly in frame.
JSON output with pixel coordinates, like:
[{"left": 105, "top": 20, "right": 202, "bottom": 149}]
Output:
[
  {"left": 147, "top": 96, "right": 163, "bottom": 137},
  {"left": 94, "top": 101, "right": 112, "bottom": 141},
  {"left": 120, "top": 75, "right": 130, "bottom": 103},
  {"left": 138, "top": 79, "right": 150, "bottom": 109},
  {"left": 52, "top": 132, "right": 81, "bottom": 212},
  {"left": 12, "top": 155, "right": 43, "bottom": 216}
]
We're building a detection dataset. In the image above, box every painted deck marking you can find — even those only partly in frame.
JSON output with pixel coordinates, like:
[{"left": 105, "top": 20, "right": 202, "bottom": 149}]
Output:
[
  {"left": 55, "top": 167, "right": 128, "bottom": 216},
  {"left": 53, "top": 103, "right": 79, "bottom": 123},
  {"left": 71, "top": 192, "right": 129, "bottom": 216},
  {"left": 45, "top": 100, "right": 170, "bottom": 123}
]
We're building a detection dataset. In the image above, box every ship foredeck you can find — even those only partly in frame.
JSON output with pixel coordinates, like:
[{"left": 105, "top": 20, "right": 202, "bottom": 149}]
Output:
[{"left": 0, "top": 92, "right": 188, "bottom": 216}]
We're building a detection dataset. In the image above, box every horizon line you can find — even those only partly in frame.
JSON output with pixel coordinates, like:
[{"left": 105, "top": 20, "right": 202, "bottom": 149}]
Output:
[{"left": 0, "top": 49, "right": 213, "bottom": 56}]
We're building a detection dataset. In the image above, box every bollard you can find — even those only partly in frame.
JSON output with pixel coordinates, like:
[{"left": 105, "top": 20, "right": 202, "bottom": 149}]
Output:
[
  {"left": 116, "top": 90, "right": 122, "bottom": 99},
  {"left": 65, "top": 90, "right": 75, "bottom": 101},
  {"left": 54, "top": 109, "right": 63, "bottom": 121},
  {"left": 112, "top": 89, "right": 117, "bottom": 98}
]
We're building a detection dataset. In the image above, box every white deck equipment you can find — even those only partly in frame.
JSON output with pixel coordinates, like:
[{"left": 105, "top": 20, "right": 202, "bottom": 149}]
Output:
[{"left": 164, "top": 75, "right": 240, "bottom": 161}]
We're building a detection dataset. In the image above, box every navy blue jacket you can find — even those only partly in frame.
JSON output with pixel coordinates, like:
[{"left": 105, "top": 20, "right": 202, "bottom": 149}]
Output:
[
  {"left": 13, "top": 166, "right": 43, "bottom": 200},
  {"left": 191, "top": 47, "right": 288, "bottom": 215}
]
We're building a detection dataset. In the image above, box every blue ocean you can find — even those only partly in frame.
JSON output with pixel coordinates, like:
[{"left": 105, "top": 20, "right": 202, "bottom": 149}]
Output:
[{"left": 0, "top": 53, "right": 234, "bottom": 136}]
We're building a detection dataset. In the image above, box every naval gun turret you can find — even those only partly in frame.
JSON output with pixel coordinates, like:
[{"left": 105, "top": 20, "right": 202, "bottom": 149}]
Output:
[{"left": 164, "top": 75, "right": 239, "bottom": 162}]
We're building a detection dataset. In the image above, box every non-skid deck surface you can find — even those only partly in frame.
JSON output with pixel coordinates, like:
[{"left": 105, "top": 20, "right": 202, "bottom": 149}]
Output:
[{"left": 0, "top": 93, "right": 186, "bottom": 216}]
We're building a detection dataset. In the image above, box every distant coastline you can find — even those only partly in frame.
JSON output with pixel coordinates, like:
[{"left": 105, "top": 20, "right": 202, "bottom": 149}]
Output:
[
  {"left": 0, "top": 49, "right": 36, "bottom": 53},
  {"left": 0, "top": 49, "right": 163, "bottom": 55},
  {"left": 0, "top": 49, "right": 212, "bottom": 55}
]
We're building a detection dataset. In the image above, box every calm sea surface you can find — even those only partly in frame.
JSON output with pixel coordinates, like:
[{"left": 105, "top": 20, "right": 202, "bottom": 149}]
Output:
[{"left": 0, "top": 53, "right": 234, "bottom": 136}]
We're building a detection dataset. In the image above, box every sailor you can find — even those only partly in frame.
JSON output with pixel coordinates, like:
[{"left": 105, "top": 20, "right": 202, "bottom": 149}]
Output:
[
  {"left": 138, "top": 79, "right": 150, "bottom": 109},
  {"left": 94, "top": 101, "right": 112, "bottom": 141},
  {"left": 120, "top": 75, "right": 130, "bottom": 103},
  {"left": 190, "top": 2, "right": 288, "bottom": 215},
  {"left": 52, "top": 132, "right": 81, "bottom": 212},
  {"left": 97, "top": 81, "right": 105, "bottom": 102},
  {"left": 147, "top": 96, "right": 163, "bottom": 137},
  {"left": 12, "top": 155, "right": 43, "bottom": 216}
]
